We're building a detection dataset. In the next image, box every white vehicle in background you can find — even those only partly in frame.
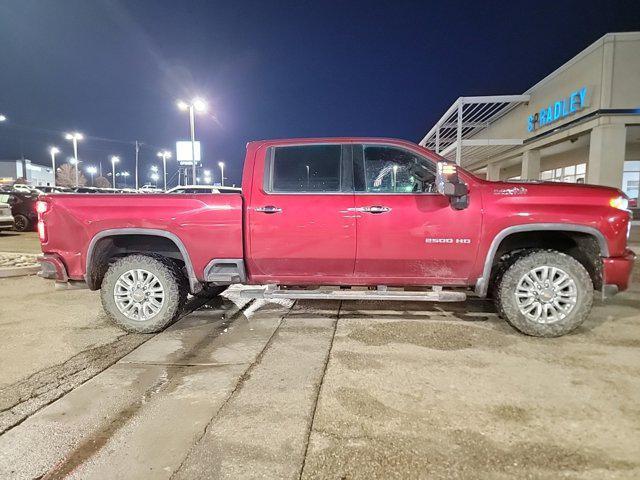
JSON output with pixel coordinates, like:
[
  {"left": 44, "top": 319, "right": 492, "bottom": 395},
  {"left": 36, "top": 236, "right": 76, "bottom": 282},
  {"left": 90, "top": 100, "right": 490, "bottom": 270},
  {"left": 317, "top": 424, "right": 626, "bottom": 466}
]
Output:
[
  {"left": 0, "top": 193, "right": 15, "bottom": 231},
  {"left": 11, "top": 184, "right": 40, "bottom": 193},
  {"left": 138, "top": 184, "right": 163, "bottom": 193},
  {"left": 166, "top": 185, "right": 241, "bottom": 194}
]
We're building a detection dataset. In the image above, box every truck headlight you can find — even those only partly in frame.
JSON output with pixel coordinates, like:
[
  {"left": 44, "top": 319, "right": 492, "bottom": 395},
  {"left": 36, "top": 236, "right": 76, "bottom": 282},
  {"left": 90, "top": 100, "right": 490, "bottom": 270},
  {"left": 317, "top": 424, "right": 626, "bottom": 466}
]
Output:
[{"left": 609, "top": 196, "right": 629, "bottom": 211}]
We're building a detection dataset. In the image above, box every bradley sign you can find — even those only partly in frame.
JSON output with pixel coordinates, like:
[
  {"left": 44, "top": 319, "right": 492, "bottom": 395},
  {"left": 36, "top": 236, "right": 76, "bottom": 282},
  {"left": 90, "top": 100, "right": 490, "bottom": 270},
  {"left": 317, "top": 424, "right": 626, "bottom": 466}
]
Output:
[{"left": 527, "top": 86, "right": 587, "bottom": 132}]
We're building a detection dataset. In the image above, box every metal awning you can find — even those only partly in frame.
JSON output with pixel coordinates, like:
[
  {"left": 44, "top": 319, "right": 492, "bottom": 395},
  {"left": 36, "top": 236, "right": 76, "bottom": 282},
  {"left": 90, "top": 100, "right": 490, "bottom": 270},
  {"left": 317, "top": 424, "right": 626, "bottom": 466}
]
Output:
[{"left": 419, "top": 95, "right": 530, "bottom": 166}]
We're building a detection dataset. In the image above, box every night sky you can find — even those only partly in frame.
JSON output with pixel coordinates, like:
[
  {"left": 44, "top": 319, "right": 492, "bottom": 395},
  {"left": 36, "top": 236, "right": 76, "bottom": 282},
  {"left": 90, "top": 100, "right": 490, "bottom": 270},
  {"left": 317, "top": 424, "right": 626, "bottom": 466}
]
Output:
[{"left": 1, "top": 0, "right": 639, "bottom": 187}]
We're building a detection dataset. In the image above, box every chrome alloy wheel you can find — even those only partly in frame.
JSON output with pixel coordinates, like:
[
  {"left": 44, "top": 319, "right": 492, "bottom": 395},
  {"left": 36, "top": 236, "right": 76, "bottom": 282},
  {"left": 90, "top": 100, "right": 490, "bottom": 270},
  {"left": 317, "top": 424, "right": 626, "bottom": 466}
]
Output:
[
  {"left": 515, "top": 266, "right": 578, "bottom": 324},
  {"left": 113, "top": 269, "right": 165, "bottom": 321}
]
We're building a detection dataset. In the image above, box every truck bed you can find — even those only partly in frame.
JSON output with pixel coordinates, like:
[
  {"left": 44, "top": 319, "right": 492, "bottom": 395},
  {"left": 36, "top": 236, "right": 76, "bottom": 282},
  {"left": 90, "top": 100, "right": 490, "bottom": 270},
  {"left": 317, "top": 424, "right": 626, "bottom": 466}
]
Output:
[{"left": 40, "top": 193, "right": 244, "bottom": 282}]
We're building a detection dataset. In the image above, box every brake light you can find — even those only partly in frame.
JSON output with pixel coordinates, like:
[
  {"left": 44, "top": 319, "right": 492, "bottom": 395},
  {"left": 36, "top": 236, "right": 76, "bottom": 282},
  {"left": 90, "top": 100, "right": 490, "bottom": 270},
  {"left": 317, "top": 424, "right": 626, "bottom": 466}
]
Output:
[
  {"left": 36, "top": 200, "right": 49, "bottom": 214},
  {"left": 38, "top": 220, "right": 47, "bottom": 243}
]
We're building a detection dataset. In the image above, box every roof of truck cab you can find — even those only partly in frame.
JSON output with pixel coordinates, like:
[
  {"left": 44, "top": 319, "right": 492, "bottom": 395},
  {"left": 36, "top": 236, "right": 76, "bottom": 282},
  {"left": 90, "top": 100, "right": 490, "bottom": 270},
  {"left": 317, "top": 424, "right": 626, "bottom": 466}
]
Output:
[{"left": 246, "top": 137, "right": 443, "bottom": 160}]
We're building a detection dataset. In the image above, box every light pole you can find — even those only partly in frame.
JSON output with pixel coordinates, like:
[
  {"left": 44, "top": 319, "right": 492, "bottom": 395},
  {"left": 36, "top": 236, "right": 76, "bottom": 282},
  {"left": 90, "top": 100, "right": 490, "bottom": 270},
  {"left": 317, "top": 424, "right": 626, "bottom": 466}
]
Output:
[
  {"left": 218, "top": 161, "right": 225, "bottom": 186},
  {"left": 177, "top": 97, "right": 207, "bottom": 185},
  {"left": 49, "top": 147, "right": 60, "bottom": 187},
  {"left": 110, "top": 156, "right": 119, "bottom": 188},
  {"left": 305, "top": 165, "right": 310, "bottom": 189},
  {"left": 150, "top": 172, "right": 159, "bottom": 187},
  {"left": 86, "top": 166, "right": 97, "bottom": 186},
  {"left": 157, "top": 150, "right": 172, "bottom": 191},
  {"left": 121, "top": 171, "right": 130, "bottom": 188},
  {"left": 64, "top": 132, "right": 83, "bottom": 187}
]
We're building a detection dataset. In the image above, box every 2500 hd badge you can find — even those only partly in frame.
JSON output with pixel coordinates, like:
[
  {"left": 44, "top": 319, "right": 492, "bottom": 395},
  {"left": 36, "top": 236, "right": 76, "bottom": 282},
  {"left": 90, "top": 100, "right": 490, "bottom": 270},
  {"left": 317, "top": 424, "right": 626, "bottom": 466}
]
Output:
[{"left": 425, "top": 238, "right": 472, "bottom": 244}]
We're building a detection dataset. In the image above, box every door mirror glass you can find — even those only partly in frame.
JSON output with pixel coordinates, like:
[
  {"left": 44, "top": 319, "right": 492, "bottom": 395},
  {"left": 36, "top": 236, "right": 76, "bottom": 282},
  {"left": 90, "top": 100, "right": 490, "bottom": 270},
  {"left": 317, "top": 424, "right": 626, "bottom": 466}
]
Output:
[{"left": 436, "top": 162, "right": 469, "bottom": 209}]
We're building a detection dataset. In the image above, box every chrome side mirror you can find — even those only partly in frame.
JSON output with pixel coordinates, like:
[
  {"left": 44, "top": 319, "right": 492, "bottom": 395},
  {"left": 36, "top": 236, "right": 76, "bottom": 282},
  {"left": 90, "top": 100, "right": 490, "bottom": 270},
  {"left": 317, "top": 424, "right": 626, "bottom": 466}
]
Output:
[{"left": 436, "top": 162, "right": 469, "bottom": 210}]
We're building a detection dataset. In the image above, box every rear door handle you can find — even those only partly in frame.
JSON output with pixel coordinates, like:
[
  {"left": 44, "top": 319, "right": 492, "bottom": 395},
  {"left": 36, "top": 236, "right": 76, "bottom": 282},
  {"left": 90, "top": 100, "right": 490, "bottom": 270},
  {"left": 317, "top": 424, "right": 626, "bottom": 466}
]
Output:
[
  {"left": 255, "top": 205, "right": 282, "bottom": 214},
  {"left": 362, "top": 205, "right": 391, "bottom": 214}
]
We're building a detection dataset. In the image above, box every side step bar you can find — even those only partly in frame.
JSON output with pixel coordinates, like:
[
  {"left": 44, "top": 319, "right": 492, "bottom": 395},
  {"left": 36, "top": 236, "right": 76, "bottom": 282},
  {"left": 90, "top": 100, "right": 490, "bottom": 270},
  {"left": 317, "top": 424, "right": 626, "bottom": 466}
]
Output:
[{"left": 240, "top": 286, "right": 466, "bottom": 302}]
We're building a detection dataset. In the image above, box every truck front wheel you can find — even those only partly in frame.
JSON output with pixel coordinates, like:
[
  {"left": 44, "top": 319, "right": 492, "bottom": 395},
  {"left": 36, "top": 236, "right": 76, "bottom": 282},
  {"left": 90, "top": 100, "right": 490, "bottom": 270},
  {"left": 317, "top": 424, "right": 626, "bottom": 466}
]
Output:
[
  {"left": 101, "top": 254, "right": 187, "bottom": 333},
  {"left": 496, "top": 250, "right": 593, "bottom": 337}
]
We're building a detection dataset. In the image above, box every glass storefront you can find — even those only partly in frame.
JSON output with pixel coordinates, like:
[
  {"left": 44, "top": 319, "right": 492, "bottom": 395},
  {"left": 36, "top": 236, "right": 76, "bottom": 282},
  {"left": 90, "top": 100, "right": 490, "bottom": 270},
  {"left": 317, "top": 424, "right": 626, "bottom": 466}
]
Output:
[{"left": 540, "top": 163, "right": 586, "bottom": 183}]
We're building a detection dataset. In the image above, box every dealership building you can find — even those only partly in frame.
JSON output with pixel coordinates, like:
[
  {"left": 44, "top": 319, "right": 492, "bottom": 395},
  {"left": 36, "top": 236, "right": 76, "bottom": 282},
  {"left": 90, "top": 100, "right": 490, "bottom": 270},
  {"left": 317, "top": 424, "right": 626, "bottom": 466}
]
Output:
[
  {"left": 0, "top": 158, "right": 55, "bottom": 187},
  {"left": 420, "top": 32, "right": 640, "bottom": 210}
]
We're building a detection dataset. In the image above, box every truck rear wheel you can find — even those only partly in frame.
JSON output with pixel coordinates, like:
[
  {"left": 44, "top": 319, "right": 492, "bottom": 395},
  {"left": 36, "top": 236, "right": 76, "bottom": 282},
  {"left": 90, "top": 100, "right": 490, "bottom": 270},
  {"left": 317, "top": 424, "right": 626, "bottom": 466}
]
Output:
[
  {"left": 101, "top": 254, "right": 187, "bottom": 333},
  {"left": 496, "top": 250, "right": 593, "bottom": 337}
]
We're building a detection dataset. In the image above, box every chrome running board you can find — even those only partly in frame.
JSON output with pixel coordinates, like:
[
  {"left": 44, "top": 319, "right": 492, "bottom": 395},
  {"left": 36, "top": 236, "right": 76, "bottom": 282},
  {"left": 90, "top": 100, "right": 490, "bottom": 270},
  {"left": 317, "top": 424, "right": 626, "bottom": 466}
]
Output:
[{"left": 240, "top": 285, "right": 466, "bottom": 302}]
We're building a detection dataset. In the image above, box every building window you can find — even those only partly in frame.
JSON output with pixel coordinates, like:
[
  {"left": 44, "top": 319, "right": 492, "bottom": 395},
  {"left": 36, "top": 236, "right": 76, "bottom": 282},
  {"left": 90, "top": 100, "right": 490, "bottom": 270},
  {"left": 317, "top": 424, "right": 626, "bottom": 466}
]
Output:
[
  {"left": 622, "top": 160, "right": 640, "bottom": 203},
  {"left": 540, "top": 163, "right": 586, "bottom": 183}
]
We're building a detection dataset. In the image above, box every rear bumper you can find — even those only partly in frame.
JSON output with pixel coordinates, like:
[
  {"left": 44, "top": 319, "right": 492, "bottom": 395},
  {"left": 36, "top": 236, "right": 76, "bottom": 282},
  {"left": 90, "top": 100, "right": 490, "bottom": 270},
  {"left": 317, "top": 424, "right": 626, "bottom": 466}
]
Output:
[
  {"left": 602, "top": 249, "right": 636, "bottom": 294},
  {"left": 38, "top": 254, "right": 69, "bottom": 282}
]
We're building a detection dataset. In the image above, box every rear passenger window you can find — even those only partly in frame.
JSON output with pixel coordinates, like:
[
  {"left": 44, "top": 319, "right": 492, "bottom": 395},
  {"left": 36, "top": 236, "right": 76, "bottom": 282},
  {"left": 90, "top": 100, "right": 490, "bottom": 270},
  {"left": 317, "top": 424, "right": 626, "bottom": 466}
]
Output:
[{"left": 271, "top": 145, "right": 341, "bottom": 192}]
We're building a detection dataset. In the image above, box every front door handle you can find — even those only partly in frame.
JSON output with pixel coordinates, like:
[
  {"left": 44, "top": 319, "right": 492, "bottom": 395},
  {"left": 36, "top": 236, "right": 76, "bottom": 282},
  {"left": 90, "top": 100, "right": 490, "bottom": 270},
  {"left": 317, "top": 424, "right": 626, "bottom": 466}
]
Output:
[
  {"left": 362, "top": 205, "right": 391, "bottom": 214},
  {"left": 255, "top": 205, "right": 282, "bottom": 214}
]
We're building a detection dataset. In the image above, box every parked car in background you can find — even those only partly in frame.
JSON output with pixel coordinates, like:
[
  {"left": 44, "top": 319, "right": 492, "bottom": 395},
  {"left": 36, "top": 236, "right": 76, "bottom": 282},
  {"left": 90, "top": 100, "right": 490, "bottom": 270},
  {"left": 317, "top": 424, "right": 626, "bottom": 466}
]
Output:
[
  {"left": 5, "top": 190, "right": 38, "bottom": 231},
  {"left": 71, "top": 187, "right": 102, "bottom": 193},
  {"left": 139, "top": 185, "right": 162, "bottom": 193},
  {"left": 167, "top": 185, "right": 241, "bottom": 194},
  {"left": 0, "top": 193, "right": 14, "bottom": 231},
  {"left": 38, "top": 186, "right": 72, "bottom": 193}
]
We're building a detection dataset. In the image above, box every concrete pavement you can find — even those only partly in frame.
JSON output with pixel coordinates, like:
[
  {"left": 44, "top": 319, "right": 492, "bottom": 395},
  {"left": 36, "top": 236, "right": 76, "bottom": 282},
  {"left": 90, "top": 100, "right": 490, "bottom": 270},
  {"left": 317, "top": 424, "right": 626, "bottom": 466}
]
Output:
[{"left": 0, "top": 260, "right": 638, "bottom": 478}]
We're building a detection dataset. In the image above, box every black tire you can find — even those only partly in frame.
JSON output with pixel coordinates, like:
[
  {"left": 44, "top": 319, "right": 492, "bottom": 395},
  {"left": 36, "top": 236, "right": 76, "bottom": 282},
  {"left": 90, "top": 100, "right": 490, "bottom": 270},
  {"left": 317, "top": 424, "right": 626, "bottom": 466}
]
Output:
[
  {"left": 101, "top": 254, "right": 188, "bottom": 333},
  {"left": 13, "top": 214, "right": 29, "bottom": 232},
  {"left": 496, "top": 250, "right": 593, "bottom": 337}
]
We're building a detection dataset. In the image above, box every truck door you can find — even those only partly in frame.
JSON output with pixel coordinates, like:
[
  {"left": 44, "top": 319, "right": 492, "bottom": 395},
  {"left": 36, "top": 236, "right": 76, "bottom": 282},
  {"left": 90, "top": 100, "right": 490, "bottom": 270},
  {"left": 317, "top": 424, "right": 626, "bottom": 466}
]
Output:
[
  {"left": 352, "top": 144, "right": 481, "bottom": 285},
  {"left": 247, "top": 143, "right": 356, "bottom": 282}
]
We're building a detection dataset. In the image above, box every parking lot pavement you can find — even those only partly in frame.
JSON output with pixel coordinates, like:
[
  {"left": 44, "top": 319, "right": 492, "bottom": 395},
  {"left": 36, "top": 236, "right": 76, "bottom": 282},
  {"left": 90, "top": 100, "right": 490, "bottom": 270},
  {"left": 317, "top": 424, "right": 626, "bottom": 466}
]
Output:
[
  {"left": 1, "top": 267, "right": 639, "bottom": 479},
  {"left": 0, "top": 274, "right": 149, "bottom": 434},
  {"left": 0, "top": 231, "right": 41, "bottom": 254},
  {"left": 301, "top": 273, "right": 640, "bottom": 479}
]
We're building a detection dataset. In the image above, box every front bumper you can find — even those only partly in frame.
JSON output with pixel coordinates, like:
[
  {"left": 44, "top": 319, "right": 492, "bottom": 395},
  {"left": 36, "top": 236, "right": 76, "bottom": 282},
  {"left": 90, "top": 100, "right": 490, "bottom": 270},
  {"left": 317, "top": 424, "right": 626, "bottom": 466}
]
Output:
[
  {"left": 602, "top": 248, "right": 636, "bottom": 294},
  {"left": 38, "top": 254, "right": 69, "bottom": 282},
  {"left": 0, "top": 215, "right": 14, "bottom": 230}
]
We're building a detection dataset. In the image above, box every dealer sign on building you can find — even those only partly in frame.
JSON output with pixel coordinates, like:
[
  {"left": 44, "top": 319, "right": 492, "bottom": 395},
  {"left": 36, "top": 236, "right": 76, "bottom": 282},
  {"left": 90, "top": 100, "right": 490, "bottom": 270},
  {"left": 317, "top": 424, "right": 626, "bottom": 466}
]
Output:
[{"left": 527, "top": 86, "right": 587, "bottom": 132}]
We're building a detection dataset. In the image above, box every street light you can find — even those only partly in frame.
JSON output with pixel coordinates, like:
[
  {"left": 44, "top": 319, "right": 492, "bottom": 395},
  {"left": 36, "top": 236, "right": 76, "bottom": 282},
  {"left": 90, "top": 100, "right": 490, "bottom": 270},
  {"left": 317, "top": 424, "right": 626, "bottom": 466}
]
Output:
[
  {"left": 86, "top": 166, "right": 97, "bottom": 186},
  {"left": 110, "top": 156, "right": 120, "bottom": 188},
  {"left": 0, "top": 114, "right": 6, "bottom": 122},
  {"left": 218, "top": 161, "right": 225, "bottom": 186},
  {"left": 49, "top": 147, "right": 60, "bottom": 187},
  {"left": 177, "top": 97, "right": 207, "bottom": 185},
  {"left": 121, "top": 171, "right": 130, "bottom": 188},
  {"left": 157, "top": 150, "right": 172, "bottom": 191},
  {"left": 150, "top": 172, "right": 159, "bottom": 187},
  {"left": 64, "top": 132, "right": 83, "bottom": 186}
]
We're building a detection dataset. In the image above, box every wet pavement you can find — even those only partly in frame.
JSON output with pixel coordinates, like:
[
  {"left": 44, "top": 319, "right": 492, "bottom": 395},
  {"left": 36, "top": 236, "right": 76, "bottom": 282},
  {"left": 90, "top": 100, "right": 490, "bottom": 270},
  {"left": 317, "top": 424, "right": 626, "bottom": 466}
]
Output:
[{"left": 0, "top": 267, "right": 639, "bottom": 478}]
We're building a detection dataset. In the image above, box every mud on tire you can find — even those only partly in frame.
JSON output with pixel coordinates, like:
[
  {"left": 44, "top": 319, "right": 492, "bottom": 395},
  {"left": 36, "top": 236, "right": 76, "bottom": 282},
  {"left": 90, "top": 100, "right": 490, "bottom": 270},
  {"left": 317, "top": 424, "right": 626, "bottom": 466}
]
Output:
[
  {"left": 496, "top": 249, "right": 593, "bottom": 337},
  {"left": 101, "top": 254, "right": 188, "bottom": 333}
]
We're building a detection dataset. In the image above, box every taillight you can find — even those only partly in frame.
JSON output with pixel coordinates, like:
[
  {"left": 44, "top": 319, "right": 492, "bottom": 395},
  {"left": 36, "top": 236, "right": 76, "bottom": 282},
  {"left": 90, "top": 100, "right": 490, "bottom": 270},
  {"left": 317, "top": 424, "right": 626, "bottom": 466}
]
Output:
[
  {"left": 36, "top": 200, "right": 49, "bottom": 243},
  {"left": 36, "top": 200, "right": 49, "bottom": 214},
  {"left": 38, "top": 220, "right": 47, "bottom": 243}
]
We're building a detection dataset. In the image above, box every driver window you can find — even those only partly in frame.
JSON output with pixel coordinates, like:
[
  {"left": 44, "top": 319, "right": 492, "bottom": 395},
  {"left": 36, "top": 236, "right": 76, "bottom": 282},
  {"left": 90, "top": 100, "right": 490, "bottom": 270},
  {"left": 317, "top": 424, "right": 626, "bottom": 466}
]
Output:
[{"left": 358, "top": 145, "right": 436, "bottom": 193}]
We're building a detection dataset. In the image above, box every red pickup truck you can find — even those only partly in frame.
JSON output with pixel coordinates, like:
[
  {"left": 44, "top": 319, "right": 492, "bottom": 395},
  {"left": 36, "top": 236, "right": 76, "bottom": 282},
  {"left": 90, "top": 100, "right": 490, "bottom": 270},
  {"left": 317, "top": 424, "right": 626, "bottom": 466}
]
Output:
[{"left": 37, "top": 137, "right": 634, "bottom": 337}]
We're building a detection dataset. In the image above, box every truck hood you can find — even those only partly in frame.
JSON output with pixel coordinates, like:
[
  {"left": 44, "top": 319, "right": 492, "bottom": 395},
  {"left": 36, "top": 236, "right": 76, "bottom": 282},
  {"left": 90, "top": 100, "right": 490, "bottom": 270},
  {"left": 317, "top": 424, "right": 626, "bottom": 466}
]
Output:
[{"left": 486, "top": 180, "right": 624, "bottom": 202}]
